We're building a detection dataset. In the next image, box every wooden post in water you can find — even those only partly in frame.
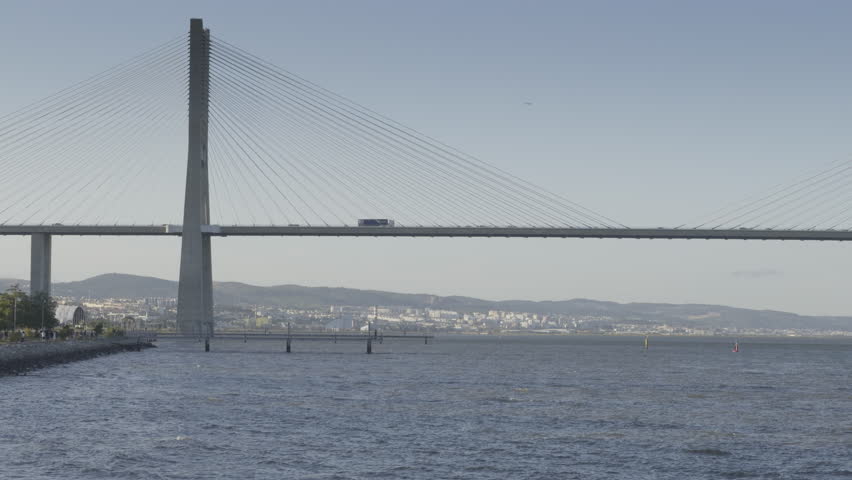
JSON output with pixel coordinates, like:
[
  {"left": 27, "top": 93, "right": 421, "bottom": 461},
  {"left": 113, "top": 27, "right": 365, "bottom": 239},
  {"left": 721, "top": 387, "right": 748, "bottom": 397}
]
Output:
[
  {"left": 366, "top": 337, "right": 372, "bottom": 354},
  {"left": 204, "top": 337, "right": 210, "bottom": 352},
  {"left": 286, "top": 322, "right": 291, "bottom": 353}
]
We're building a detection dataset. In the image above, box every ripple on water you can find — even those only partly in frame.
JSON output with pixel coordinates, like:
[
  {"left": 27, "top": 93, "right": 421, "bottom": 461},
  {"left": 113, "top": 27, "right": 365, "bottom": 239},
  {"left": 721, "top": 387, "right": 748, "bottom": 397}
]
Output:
[
  {"left": 685, "top": 448, "right": 732, "bottom": 456},
  {"left": 1, "top": 336, "right": 851, "bottom": 479}
]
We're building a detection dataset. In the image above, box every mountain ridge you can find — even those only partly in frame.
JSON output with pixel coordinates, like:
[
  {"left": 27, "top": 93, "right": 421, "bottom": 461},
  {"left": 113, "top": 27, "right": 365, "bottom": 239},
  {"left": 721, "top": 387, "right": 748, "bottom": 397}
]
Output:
[{"left": 2, "top": 273, "right": 851, "bottom": 331}]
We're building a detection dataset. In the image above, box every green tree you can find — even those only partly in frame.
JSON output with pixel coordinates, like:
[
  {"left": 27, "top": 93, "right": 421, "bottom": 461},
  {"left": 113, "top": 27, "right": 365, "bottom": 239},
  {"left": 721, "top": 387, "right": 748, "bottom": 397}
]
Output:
[
  {"left": 29, "top": 291, "right": 58, "bottom": 330},
  {"left": 0, "top": 286, "right": 59, "bottom": 330},
  {"left": 0, "top": 285, "right": 28, "bottom": 331}
]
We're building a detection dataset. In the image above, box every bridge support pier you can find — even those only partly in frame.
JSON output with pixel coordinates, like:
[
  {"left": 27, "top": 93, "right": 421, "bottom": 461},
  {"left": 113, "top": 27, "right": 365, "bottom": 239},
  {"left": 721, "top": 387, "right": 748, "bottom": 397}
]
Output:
[
  {"left": 30, "top": 233, "right": 51, "bottom": 297},
  {"left": 177, "top": 18, "right": 213, "bottom": 337}
]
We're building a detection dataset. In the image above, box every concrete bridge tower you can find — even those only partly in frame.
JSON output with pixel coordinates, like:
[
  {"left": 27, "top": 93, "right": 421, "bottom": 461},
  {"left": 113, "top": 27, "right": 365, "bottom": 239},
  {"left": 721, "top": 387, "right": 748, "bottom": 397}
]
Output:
[
  {"left": 30, "top": 233, "right": 51, "bottom": 298},
  {"left": 177, "top": 18, "right": 213, "bottom": 336}
]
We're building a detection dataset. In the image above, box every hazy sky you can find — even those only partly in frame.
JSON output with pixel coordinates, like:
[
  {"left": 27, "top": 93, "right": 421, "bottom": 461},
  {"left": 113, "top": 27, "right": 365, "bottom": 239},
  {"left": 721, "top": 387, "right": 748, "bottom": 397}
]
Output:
[{"left": 3, "top": 0, "right": 852, "bottom": 316}]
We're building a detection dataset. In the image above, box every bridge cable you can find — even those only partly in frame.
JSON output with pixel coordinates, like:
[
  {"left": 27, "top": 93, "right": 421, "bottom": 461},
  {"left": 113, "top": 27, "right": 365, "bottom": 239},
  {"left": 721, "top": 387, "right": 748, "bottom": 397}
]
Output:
[
  {"left": 212, "top": 36, "right": 622, "bottom": 229},
  {"left": 211, "top": 45, "right": 572, "bottom": 227},
  {"left": 211, "top": 43, "right": 576, "bottom": 227}
]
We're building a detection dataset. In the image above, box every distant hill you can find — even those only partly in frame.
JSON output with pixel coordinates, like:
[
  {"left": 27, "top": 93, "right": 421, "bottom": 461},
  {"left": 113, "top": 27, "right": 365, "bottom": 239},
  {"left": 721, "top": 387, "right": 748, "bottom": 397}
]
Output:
[
  {"left": 0, "top": 278, "right": 25, "bottom": 292},
  {"left": 54, "top": 273, "right": 178, "bottom": 299},
  {"left": 3, "top": 273, "right": 852, "bottom": 332}
]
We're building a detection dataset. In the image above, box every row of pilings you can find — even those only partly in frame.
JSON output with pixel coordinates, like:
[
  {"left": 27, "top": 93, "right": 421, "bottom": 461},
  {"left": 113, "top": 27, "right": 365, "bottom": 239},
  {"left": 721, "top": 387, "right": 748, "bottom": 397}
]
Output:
[{"left": 0, "top": 338, "right": 155, "bottom": 376}]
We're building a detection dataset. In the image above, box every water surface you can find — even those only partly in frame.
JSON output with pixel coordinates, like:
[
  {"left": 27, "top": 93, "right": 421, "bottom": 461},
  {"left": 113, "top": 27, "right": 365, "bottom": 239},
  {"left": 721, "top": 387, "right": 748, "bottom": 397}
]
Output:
[{"left": 1, "top": 335, "right": 850, "bottom": 479}]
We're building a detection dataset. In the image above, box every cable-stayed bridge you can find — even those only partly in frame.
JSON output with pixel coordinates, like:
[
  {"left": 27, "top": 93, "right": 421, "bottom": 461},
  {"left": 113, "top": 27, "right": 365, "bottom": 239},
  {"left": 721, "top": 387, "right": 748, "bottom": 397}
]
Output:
[{"left": 2, "top": 19, "right": 851, "bottom": 337}]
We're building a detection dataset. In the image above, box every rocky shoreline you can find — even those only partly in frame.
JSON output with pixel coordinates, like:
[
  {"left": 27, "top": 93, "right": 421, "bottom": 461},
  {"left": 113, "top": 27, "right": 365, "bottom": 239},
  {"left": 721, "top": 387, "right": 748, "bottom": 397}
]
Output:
[{"left": 0, "top": 338, "right": 156, "bottom": 376}]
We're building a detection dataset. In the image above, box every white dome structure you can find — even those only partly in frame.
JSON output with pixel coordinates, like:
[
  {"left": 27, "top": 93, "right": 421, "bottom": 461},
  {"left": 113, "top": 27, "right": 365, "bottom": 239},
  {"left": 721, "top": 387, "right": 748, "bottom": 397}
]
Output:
[{"left": 55, "top": 305, "right": 86, "bottom": 325}]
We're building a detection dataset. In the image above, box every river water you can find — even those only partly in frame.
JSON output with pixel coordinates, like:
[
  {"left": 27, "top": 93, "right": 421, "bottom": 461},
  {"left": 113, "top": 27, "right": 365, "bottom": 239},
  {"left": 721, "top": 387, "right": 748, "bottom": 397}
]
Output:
[{"left": 1, "top": 335, "right": 850, "bottom": 479}]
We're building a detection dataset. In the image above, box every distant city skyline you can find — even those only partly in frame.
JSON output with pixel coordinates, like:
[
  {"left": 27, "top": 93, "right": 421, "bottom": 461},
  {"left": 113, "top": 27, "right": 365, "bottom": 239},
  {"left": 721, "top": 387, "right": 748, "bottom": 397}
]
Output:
[{"left": 3, "top": 1, "right": 852, "bottom": 316}]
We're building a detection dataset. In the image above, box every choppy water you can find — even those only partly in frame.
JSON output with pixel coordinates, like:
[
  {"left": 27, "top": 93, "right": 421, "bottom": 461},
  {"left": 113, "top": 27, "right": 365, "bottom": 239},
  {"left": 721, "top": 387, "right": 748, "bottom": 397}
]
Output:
[{"left": 1, "top": 335, "right": 851, "bottom": 479}]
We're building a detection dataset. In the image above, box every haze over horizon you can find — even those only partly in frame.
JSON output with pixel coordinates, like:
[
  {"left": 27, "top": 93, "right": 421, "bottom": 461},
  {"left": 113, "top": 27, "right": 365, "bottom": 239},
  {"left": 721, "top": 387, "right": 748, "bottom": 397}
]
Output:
[{"left": 3, "top": 1, "right": 852, "bottom": 316}]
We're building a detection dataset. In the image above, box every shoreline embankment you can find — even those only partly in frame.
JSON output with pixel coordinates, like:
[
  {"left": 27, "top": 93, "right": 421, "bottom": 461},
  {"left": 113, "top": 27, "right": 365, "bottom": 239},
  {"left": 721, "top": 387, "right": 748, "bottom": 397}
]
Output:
[{"left": 0, "top": 338, "right": 155, "bottom": 376}]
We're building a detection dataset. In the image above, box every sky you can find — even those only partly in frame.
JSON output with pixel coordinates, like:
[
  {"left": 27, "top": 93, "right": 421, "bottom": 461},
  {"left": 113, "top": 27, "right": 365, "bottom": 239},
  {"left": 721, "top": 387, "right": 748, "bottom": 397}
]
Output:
[{"left": 3, "top": 0, "right": 852, "bottom": 315}]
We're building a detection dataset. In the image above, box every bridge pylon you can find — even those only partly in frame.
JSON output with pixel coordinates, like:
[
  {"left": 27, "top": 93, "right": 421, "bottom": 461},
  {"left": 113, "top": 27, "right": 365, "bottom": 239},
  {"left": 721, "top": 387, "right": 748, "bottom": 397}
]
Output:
[
  {"left": 30, "top": 233, "right": 51, "bottom": 298},
  {"left": 177, "top": 18, "right": 213, "bottom": 337}
]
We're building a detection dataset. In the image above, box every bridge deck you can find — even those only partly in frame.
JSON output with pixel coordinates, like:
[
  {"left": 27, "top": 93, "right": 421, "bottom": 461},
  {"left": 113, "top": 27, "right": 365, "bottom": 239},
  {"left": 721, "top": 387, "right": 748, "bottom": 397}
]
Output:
[{"left": 1, "top": 225, "right": 852, "bottom": 241}]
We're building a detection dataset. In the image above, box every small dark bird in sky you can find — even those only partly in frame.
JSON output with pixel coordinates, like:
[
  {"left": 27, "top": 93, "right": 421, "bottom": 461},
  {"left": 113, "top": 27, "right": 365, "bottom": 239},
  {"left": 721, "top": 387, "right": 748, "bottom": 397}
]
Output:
[{"left": 523, "top": 101, "right": 534, "bottom": 106}]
